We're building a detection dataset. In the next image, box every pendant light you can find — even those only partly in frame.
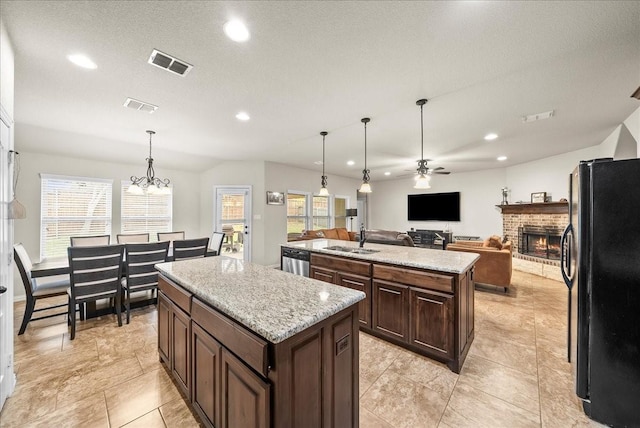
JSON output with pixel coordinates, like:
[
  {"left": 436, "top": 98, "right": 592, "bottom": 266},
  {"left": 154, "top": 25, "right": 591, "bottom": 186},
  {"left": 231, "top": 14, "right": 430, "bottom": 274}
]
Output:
[
  {"left": 359, "top": 117, "right": 372, "bottom": 193},
  {"left": 414, "top": 99, "right": 431, "bottom": 189},
  {"left": 318, "top": 131, "right": 329, "bottom": 196},
  {"left": 127, "top": 130, "right": 171, "bottom": 195}
]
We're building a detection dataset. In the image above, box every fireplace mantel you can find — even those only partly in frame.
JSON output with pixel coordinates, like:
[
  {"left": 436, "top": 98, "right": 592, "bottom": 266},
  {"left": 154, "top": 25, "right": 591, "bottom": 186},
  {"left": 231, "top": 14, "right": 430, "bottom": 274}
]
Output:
[{"left": 496, "top": 202, "right": 568, "bottom": 215}]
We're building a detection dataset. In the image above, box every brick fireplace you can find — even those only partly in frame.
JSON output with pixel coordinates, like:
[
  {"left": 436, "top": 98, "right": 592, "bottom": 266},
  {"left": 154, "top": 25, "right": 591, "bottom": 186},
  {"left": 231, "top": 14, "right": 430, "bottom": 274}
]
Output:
[{"left": 497, "top": 202, "right": 569, "bottom": 279}]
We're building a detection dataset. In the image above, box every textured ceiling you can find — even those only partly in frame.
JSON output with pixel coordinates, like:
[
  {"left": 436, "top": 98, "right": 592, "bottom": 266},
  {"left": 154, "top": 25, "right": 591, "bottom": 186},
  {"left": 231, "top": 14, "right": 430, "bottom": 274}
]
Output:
[{"left": 2, "top": 1, "right": 639, "bottom": 179}]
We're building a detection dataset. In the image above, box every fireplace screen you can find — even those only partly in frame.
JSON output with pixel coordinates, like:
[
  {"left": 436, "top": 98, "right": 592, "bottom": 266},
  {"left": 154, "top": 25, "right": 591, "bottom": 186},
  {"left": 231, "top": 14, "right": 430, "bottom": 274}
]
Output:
[{"left": 518, "top": 226, "right": 563, "bottom": 260}]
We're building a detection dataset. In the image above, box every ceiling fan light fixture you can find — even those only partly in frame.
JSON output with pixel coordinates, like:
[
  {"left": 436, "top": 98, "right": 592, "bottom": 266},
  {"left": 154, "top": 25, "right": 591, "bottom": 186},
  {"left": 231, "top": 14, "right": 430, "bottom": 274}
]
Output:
[
  {"left": 359, "top": 118, "right": 372, "bottom": 193},
  {"left": 414, "top": 174, "right": 431, "bottom": 189}
]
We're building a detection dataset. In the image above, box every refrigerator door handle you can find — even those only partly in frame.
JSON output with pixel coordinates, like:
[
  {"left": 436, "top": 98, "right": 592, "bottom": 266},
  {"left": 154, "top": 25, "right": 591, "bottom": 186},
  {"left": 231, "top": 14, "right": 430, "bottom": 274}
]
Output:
[{"left": 561, "top": 223, "right": 574, "bottom": 289}]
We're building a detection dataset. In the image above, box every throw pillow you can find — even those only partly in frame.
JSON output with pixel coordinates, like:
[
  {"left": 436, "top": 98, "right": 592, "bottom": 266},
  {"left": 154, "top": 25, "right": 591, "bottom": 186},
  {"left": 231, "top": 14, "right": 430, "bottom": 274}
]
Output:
[
  {"left": 488, "top": 235, "right": 503, "bottom": 250},
  {"left": 336, "top": 228, "right": 350, "bottom": 240}
]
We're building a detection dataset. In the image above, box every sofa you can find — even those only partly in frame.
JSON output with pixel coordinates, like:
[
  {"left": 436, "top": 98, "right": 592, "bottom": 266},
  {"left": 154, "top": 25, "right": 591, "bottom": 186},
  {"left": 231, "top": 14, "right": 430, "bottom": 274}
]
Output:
[
  {"left": 446, "top": 235, "right": 512, "bottom": 290},
  {"left": 293, "top": 228, "right": 415, "bottom": 246},
  {"left": 295, "top": 228, "right": 357, "bottom": 241},
  {"left": 364, "top": 230, "right": 415, "bottom": 246}
]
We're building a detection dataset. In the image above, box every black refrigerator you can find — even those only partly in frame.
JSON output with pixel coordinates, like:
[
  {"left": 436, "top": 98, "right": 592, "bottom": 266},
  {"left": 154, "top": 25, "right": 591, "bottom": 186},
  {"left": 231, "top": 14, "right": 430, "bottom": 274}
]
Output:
[{"left": 561, "top": 158, "right": 640, "bottom": 427}]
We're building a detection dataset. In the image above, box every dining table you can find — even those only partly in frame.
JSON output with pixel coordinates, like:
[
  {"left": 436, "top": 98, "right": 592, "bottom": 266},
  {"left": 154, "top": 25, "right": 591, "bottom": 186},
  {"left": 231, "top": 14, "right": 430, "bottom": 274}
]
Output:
[{"left": 30, "top": 247, "right": 218, "bottom": 318}]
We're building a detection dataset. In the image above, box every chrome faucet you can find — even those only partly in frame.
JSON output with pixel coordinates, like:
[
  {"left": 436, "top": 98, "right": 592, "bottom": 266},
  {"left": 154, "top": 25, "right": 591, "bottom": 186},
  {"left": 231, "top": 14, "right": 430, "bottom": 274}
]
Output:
[{"left": 359, "top": 223, "right": 366, "bottom": 248}]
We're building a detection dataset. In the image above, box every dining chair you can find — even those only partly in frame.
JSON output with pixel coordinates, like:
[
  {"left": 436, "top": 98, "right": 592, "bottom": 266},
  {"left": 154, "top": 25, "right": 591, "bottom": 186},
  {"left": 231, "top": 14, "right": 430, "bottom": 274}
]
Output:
[
  {"left": 122, "top": 241, "right": 170, "bottom": 324},
  {"left": 13, "top": 244, "right": 70, "bottom": 335},
  {"left": 70, "top": 234, "right": 111, "bottom": 247},
  {"left": 116, "top": 233, "right": 150, "bottom": 244},
  {"left": 172, "top": 238, "right": 210, "bottom": 261},
  {"left": 67, "top": 244, "right": 125, "bottom": 340},
  {"left": 157, "top": 231, "right": 185, "bottom": 243},
  {"left": 209, "top": 232, "right": 225, "bottom": 256}
]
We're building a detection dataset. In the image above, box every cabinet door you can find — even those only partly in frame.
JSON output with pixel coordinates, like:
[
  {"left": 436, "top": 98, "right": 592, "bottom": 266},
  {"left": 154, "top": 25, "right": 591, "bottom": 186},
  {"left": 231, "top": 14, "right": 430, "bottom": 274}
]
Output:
[
  {"left": 409, "top": 287, "right": 454, "bottom": 360},
  {"left": 157, "top": 292, "right": 171, "bottom": 365},
  {"left": 310, "top": 266, "right": 336, "bottom": 284},
  {"left": 372, "top": 280, "right": 408, "bottom": 341},
  {"left": 192, "top": 322, "right": 222, "bottom": 428},
  {"left": 337, "top": 272, "right": 371, "bottom": 328},
  {"left": 172, "top": 305, "right": 191, "bottom": 398},
  {"left": 221, "top": 348, "right": 270, "bottom": 428}
]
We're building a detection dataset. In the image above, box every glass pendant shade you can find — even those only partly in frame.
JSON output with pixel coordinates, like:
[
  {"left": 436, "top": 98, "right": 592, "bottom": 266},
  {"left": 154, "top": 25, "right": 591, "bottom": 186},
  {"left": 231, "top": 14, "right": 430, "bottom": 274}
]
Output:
[
  {"left": 359, "top": 182, "right": 372, "bottom": 193},
  {"left": 318, "top": 187, "right": 329, "bottom": 196},
  {"left": 414, "top": 174, "right": 431, "bottom": 189}
]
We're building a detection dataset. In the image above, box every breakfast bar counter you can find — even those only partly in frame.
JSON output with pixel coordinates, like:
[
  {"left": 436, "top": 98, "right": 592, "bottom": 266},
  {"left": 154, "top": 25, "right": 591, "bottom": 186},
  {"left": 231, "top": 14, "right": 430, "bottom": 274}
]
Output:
[
  {"left": 281, "top": 239, "right": 479, "bottom": 373},
  {"left": 155, "top": 257, "right": 364, "bottom": 428}
]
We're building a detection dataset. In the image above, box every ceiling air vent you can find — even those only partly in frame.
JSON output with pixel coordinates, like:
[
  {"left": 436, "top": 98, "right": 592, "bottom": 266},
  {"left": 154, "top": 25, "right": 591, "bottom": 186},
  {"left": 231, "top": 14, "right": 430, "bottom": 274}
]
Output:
[
  {"left": 148, "top": 49, "right": 193, "bottom": 76},
  {"left": 124, "top": 97, "right": 158, "bottom": 114}
]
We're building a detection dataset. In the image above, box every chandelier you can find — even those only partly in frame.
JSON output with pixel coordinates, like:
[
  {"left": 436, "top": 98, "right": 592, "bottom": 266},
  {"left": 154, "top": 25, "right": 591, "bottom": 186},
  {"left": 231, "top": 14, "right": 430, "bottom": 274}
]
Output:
[{"left": 127, "top": 130, "right": 171, "bottom": 195}]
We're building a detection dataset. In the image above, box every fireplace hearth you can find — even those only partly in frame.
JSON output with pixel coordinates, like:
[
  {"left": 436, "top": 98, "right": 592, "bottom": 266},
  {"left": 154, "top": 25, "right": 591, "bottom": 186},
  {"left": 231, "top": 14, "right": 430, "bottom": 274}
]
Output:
[{"left": 518, "top": 226, "right": 563, "bottom": 260}]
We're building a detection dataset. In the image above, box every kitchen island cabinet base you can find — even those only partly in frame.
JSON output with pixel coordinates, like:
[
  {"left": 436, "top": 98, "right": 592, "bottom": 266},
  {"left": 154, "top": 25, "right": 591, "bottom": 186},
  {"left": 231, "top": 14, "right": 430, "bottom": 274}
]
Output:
[{"left": 158, "top": 275, "right": 360, "bottom": 428}]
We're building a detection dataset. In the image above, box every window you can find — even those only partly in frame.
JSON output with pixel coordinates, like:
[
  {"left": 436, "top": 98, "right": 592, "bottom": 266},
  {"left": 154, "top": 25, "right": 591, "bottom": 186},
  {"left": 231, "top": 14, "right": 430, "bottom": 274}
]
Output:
[
  {"left": 121, "top": 181, "right": 172, "bottom": 239},
  {"left": 40, "top": 174, "right": 112, "bottom": 259},
  {"left": 334, "top": 196, "right": 348, "bottom": 229},
  {"left": 312, "top": 195, "right": 330, "bottom": 229},
  {"left": 287, "top": 192, "right": 308, "bottom": 234}
]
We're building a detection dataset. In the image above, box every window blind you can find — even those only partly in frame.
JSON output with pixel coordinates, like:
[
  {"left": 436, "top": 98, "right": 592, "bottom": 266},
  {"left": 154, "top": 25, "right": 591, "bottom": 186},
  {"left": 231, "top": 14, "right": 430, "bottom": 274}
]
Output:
[
  {"left": 120, "top": 181, "right": 172, "bottom": 240},
  {"left": 40, "top": 175, "right": 112, "bottom": 259}
]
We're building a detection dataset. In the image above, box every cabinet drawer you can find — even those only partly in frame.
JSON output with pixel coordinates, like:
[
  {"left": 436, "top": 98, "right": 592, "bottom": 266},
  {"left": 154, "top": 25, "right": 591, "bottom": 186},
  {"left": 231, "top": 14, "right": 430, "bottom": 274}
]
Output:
[
  {"left": 192, "top": 298, "right": 269, "bottom": 377},
  {"left": 159, "top": 276, "right": 192, "bottom": 314},
  {"left": 373, "top": 265, "right": 453, "bottom": 293},
  {"left": 311, "top": 254, "right": 371, "bottom": 277}
]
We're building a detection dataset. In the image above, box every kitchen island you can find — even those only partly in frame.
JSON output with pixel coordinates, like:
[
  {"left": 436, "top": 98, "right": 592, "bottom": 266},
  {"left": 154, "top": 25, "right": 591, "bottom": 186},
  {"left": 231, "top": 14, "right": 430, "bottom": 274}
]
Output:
[
  {"left": 155, "top": 256, "right": 365, "bottom": 428},
  {"left": 281, "top": 239, "right": 479, "bottom": 373}
]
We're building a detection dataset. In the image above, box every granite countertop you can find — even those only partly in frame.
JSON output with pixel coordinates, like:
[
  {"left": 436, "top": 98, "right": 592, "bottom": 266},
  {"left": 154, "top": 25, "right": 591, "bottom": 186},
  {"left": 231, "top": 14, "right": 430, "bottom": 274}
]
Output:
[
  {"left": 155, "top": 257, "right": 365, "bottom": 344},
  {"left": 282, "top": 239, "right": 479, "bottom": 274}
]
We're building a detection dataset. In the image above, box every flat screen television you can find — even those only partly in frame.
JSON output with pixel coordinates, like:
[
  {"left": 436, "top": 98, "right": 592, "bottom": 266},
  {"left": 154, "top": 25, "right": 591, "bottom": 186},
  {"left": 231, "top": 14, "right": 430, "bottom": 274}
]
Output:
[{"left": 408, "top": 192, "right": 460, "bottom": 221}]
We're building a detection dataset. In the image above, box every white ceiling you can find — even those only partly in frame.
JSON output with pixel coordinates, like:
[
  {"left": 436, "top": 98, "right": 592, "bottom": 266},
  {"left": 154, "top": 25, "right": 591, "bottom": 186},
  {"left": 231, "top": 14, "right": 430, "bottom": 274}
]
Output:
[{"left": 2, "top": 1, "right": 639, "bottom": 179}]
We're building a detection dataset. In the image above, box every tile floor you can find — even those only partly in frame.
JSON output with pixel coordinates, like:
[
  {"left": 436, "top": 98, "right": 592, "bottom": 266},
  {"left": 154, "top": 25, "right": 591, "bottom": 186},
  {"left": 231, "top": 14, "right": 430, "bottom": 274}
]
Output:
[{"left": 0, "top": 271, "right": 604, "bottom": 427}]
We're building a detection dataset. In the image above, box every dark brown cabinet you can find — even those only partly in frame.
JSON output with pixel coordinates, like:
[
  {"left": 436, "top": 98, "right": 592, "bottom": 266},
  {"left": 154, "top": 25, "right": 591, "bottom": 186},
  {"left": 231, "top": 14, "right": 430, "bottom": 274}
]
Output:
[
  {"left": 159, "top": 274, "right": 360, "bottom": 427},
  {"left": 221, "top": 348, "right": 270, "bottom": 428},
  {"left": 192, "top": 322, "right": 222, "bottom": 428},
  {"left": 157, "top": 290, "right": 190, "bottom": 398},
  {"left": 337, "top": 273, "right": 371, "bottom": 328},
  {"left": 409, "top": 287, "right": 453, "bottom": 359},
  {"left": 306, "top": 250, "right": 475, "bottom": 373},
  {"left": 372, "top": 280, "right": 408, "bottom": 341}
]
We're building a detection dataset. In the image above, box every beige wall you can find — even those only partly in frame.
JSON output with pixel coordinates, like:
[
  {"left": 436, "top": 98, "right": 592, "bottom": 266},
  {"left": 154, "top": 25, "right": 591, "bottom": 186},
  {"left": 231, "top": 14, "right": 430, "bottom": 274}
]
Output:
[{"left": 13, "top": 151, "right": 201, "bottom": 299}]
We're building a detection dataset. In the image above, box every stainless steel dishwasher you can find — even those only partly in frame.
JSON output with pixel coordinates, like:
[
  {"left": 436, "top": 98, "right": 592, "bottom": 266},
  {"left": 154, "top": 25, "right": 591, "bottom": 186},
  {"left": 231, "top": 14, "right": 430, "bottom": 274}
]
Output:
[{"left": 281, "top": 248, "right": 310, "bottom": 277}]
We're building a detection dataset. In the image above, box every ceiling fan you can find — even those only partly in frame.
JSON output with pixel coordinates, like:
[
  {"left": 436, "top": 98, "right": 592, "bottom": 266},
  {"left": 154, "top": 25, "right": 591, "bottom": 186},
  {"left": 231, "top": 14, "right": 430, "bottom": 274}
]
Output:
[{"left": 399, "top": 99, "right": 450, "bottom": 183}]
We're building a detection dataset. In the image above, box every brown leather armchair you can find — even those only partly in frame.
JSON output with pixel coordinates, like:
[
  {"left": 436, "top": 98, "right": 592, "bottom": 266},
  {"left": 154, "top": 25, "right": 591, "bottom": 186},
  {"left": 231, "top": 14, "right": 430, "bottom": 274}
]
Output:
[{"left": 446, "top": 237, "right": 512, "bottom": 290}]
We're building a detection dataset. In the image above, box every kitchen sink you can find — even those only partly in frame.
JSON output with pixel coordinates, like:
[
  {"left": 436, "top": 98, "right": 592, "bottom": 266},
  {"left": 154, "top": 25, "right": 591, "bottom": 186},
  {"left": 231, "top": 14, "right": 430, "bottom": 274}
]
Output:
[{"left": 323, "top": 246, "right": 379, "bottom": 254}]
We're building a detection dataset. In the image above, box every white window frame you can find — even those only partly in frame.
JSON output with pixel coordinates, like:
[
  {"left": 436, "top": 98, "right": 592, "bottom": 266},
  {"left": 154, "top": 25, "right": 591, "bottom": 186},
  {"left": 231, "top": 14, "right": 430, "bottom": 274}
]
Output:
[
  {"left": 40, "top": 174, "right": 113, "bottom": 259},
  {"left": 311, "top": 193, "right": 333, "bottom": 229},
  {"left": 120, "top": 180, "right": 173, "bottom": 240},
  {"left": 287, "top": 190, "right": 312, "bottom": 232},
  {"left": 333, "top": 194, "right": 350, "bottom": 229}
]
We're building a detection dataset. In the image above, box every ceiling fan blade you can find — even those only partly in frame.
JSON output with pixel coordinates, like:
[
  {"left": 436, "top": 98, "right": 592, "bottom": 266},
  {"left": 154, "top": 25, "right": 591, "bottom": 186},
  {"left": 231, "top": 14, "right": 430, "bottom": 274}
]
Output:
[
  {"left": 433, "top": 171, "right": 450, "bottom": 175},
  {"left": 430, "top": 167, "right": 444, "bottom": 171}
]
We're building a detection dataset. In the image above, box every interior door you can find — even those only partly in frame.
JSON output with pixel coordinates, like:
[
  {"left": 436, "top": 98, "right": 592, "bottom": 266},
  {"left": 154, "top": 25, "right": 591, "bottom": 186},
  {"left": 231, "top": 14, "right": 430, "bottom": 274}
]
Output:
[
  {"left": 0, "top": 117, "right": 15, "bottom": 411},
  {"left": 214, "top": 187, "right": 252, "bottom": 261}
]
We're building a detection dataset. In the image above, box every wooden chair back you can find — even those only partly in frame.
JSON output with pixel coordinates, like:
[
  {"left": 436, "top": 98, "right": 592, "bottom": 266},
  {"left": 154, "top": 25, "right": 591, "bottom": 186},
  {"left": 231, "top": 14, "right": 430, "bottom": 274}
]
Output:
[
  {"left": 124, "top": 241, "right": 169, "bottom": 290},
  {"left": 117, "top": 233, "right": 150, "bottom": 244},
  {"left": 70, "top": 235, "right": 111, "bottom": 247},
  {"left": 157, "top": 231, "right": 185, "bottom": 243},
  {"left": 67, "top": 245, "right": 124, "bottom": 302},
  {"left": 209, "top": 232, "right": 225, "bottom": 256}
]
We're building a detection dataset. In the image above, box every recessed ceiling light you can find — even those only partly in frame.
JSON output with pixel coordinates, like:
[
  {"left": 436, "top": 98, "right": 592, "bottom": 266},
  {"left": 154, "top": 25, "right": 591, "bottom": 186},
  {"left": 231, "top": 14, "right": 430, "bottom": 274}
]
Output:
[
  {"left": 347, "top": 160, "right": 355, "bottom": 166},
  {"left": 67, "top": 54, "right": 97, "bottom": 69},
  {"left": 235, "top": 112, "right": 250, "bottom": 121},
  {"left": 224, "top": 20, "right": 250, "bottom": 42},
  {"left": 484, "top": 133, "right": 498, "bottom": 141},
  {"left": 497, "top": 156, "right": 507, "bottom": 161},
  {"left": 384, "top": 172, "right": 391, "bottom": 176}
]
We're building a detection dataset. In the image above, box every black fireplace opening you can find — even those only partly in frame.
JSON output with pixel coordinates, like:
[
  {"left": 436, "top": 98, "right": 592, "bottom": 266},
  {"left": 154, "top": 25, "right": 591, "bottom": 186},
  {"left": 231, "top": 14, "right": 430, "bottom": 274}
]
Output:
[{"left": 518, "top": 226, "right": 563, "bottom": 260}]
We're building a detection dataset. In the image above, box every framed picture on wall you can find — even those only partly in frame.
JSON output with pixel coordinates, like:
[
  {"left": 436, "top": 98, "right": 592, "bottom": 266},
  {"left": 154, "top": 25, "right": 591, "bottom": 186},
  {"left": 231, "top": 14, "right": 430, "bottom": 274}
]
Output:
[
  {"left": 531, "top": 192, "right": 547, "bottom": 203},
  {"left": 266, "top": 191, "right": 285, "bottom": 205}
]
